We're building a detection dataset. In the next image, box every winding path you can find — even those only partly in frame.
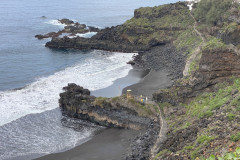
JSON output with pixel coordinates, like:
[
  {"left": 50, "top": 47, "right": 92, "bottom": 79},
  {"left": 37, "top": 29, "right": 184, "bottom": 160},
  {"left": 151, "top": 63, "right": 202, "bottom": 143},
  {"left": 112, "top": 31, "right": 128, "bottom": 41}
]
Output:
[
  {"left": 183, "top": 12, "right": 206, "bottom": 77},
  {"left": 150, "top": 102, "right": 168, "bottom": 160}
]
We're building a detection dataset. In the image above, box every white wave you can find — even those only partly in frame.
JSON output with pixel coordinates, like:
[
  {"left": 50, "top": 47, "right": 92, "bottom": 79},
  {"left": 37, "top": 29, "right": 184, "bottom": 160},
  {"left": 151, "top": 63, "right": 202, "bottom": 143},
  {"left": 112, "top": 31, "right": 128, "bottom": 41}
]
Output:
[
  {"left": 44, "top": 19, "right": 66, "bottom": 27},
  {"left": 0, "top": 51, "right": 134, "bottom": 126},
  {"left": 0, "top": 109, "right": 98, "bottom": 160},
  {"left": 68, "top": 32, "right": 97, "bottom": 38}
]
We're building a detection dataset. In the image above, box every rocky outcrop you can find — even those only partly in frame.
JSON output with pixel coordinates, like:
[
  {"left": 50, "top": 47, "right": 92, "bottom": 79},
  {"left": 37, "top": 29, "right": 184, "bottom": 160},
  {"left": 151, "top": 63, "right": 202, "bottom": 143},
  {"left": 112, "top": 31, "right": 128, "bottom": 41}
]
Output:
[
  {"left": 59, "top": 83, "right": 160, "bottom": 159},
  {"left": 59, "top": 83, "right": 157, "bottom": 129},
  {"left": 35, "top": 19, "right": 99, "bottom": 40},
  {"left": 46, "top": 33, "right": 148, "bottom": 52},
  {"left": 59, "top": 18, "right": 74, "bottom": 25}
]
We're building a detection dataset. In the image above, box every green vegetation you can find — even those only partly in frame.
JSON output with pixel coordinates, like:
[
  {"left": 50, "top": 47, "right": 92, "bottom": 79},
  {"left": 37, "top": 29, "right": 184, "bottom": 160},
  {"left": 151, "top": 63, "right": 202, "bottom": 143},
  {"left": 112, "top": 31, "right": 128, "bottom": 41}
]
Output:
[
  {"left": 188, "top": 53, "right": 201, "bottom": 74},
  {"left": 111, "top": 96, "right": 120, "bottom": 102},
  {"left": 227, "top": 113, "right": 236, "bottom": 121},
  {"left": 230, "top": 132, "right": 240, "bottom": 142},
  {"left": 202, "top": 37, "right": 227, "bottom": 51},
  {"left": 93, "top": 97, "right": 108, "bottom": 107},
  {"left": 125, "top": 18, "right": 151, "bottom": 28},
  {"left": 186, "top": 78, "right": 240, "bottom": 118},
  {"left": 197, "top": 135, "right": 215, "bottom": 144},
  {"left": 194, "top": 0, "right": 232, "bottom": 25},
  {"left": 174, "top": 29, "right": 202, "bottom": 55},
  {"left": 190, "top": 134, "right": 216, "bottom": 159},
  {"left": 174, "top": 121, "right": 192, "bottom": 132},
  {"left": 221, "top": 22, "right": 239, "bottom": 34},
  {"left": 119, "top": 2, "right": 195, "bottom": 46},
  {"left": 154, "top": 149, "right": 171, "bottom": 160},
  {"left": 185, "top": 90, "right": 228, "bottom": 118},
  {"left": 205, "top": 147, "right": 240, "bottom": 160},
  {"left": 184, "top": 145, "right": 194, "bottom": 150},
  {"left": 127, "top": 98, "right": 155, "bottom": 116}
]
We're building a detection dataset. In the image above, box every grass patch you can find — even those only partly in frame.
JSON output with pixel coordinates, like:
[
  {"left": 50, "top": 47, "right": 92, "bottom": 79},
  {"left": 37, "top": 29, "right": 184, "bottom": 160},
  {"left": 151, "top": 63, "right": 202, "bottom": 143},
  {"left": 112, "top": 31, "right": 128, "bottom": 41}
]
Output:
[
  {"left": 230, "top": 132, "right": 240, "bottom": 142},
  {"left": 127, "top": 98, "right": 155, "bottom": 117},
  {"left": 221, "top": 22, "right": 239, "bottom": 34},
  {"left": 154, "top": 149, "right": 171, "bottom": 160},
  {"left": 202, "top": 37, "right": 227, "bottom": 52},
  {"left": 125, "top": 18, "right": 151, "bottom": 28},
  {"left": 185, "top": 78, "right": 240, "bottom": 118},
  {"left": 174, "top": 29, "right": 202, "bottom": 55},
  {"left": 184, "top": 145, "right": 193, "bottom": 150},
  {"left": 93, "top": 97, "right": 108, "bottom": 107},
  {"left": 227, "top": 113, "right": 236, "bottom": 121},
  {"left": 197, "top": 135, "right": 215, "bottom": 144}
]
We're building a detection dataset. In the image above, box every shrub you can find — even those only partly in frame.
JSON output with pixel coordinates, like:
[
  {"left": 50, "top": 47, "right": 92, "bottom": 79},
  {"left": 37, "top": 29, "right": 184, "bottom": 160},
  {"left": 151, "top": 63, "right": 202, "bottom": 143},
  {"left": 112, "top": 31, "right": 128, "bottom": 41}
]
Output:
[{"left": 194, "top": 0, "right": 232, "bottom": 25}]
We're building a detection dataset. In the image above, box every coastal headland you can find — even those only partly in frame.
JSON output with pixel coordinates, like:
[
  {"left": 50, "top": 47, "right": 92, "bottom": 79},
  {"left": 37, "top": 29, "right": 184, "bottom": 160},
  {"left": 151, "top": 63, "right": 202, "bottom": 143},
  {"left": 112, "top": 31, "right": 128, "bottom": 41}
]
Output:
[{"left": 36, "top": 0, "right": 240, "bottom": 159}]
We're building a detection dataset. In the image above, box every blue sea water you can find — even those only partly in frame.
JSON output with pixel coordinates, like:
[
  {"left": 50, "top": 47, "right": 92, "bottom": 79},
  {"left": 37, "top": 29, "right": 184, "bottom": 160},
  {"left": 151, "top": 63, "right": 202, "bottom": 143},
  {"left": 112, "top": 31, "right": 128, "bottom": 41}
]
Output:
[{"left": 0, "top": 0, "right": 180, "bottom": 159}]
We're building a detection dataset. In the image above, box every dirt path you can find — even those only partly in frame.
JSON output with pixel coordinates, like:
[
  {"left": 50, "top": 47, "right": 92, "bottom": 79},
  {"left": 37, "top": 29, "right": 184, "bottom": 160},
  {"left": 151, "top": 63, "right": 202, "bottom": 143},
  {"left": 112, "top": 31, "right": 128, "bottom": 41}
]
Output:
[
  {"left": 183, "top": 12, "right": 206, "bottom": 77},
  {"left": 150, "top": 102, "right": 168, "bottom": 160}
]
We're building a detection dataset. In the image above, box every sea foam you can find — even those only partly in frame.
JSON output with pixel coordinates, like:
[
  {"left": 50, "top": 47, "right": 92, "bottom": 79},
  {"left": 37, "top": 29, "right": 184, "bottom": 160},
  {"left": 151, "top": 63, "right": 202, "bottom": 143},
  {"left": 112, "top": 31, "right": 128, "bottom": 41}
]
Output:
[
  {"left": 0, "top": 51, "right": 134, "bottom": 127},
  {"left": 44, "top": 19, "right": 66, "bottom": 28}
]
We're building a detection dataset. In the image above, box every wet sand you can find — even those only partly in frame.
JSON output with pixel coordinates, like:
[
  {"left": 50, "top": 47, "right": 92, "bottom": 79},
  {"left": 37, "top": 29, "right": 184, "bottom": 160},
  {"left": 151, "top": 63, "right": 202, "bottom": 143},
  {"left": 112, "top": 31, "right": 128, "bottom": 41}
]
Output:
[
  {"left": 123, "top": 69, "right": 173, "bottom": 98},
  {"left": 36, "top": 128, "right": 141, "bottom": 160}
]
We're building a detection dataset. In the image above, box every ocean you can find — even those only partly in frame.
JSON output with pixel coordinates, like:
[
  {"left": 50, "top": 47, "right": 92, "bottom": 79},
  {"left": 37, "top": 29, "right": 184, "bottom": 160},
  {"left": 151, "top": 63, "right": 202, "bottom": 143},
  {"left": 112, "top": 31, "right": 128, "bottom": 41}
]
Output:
[{"left": 0, "top": 0, "right": 179, "bottom": 159}]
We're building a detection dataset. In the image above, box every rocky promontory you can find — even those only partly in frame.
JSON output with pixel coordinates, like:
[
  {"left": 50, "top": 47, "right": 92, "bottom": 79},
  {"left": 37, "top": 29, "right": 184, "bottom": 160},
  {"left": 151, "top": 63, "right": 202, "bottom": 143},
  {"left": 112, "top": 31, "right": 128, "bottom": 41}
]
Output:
[{"left": 59, "top": 83, "right": 160, "bottom": 159}]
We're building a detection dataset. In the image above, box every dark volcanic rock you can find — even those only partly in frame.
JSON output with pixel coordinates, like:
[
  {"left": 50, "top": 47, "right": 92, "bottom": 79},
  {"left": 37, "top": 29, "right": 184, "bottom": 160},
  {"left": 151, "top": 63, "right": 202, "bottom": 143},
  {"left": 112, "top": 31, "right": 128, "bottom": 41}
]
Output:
[
  {"left": 35, "top": 19, "right": 99, "bottom": 40},
  {"left": 126, "top": 121, "right": 160, "bottom": 160},
  {"left": 133, "top": 44, "right": 187, "bottom": 80},
  {"left": 59, "top": 18, "right": 74, "bottom": 25}
]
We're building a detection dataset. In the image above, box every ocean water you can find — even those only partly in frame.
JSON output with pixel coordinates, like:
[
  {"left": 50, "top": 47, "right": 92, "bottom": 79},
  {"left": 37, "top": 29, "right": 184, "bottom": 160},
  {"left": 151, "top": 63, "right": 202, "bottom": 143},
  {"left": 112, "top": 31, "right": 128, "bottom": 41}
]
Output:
[{"left": 0, "top": 0, "right": 179, "bottom": 159}]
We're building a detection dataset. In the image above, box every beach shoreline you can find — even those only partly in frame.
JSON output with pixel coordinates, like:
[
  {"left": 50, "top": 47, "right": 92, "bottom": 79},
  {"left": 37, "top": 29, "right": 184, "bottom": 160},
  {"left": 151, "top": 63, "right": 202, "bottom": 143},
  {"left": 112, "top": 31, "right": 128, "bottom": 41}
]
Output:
[
  {"left": 34, "top": 64, "right": 172, "bottom": 160},
  {"left": 32, "top": 66, "right": 149, "bottom": 160}
]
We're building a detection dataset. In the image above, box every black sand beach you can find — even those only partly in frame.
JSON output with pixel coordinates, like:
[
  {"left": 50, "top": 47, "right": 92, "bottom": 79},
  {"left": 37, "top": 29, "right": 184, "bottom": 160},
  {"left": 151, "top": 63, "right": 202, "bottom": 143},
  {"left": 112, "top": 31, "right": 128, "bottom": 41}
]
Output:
[
  {"left": 123, "top": 69, "right": 173, "bottom": 97},
  {"left": 92, "top": 67, "right": 150, "bottom": 98},
  {"left": 36, "top": 128, "right": 141, "bottom": 160}
]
